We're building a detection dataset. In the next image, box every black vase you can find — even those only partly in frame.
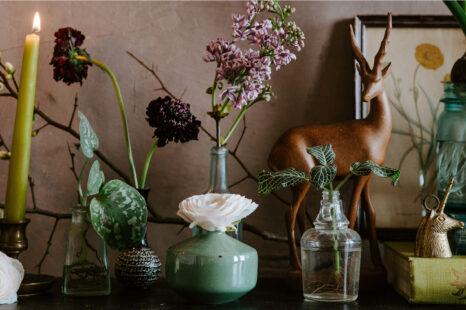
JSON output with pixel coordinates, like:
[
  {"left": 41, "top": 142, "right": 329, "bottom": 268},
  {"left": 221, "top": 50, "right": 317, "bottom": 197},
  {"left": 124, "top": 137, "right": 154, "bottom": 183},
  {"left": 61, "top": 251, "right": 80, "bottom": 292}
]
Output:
[{"left": 114, "top": 189, "right": 162, "bottom": 289}]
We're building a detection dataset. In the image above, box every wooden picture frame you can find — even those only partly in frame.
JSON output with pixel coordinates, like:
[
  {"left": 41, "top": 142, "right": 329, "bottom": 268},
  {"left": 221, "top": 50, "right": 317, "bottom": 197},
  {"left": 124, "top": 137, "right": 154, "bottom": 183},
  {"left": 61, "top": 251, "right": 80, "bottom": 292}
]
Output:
[{"left": 353, "top": 15, "right": 464, "bottom": 237}]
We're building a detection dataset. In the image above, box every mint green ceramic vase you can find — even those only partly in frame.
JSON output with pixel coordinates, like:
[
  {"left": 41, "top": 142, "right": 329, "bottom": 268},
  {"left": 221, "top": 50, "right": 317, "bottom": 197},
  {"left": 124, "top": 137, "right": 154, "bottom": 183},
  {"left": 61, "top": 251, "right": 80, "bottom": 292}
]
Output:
[{"left": 166, "top": 229, "right": 258, "bottom": 304}]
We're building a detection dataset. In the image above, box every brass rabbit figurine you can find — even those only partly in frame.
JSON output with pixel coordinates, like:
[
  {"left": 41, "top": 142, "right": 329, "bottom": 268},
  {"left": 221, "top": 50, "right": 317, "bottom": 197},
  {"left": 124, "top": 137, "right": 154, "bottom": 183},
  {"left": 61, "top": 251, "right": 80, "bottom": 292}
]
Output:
[{"left": 415, "top": 178, "right": 465, "bottom": 258}]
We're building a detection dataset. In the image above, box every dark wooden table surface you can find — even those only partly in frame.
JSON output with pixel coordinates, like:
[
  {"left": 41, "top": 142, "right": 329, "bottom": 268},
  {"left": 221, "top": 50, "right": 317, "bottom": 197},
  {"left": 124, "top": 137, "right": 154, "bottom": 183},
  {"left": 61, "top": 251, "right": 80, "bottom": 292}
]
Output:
[{"left": 0, "top": 278, "right": 464, "bottom": 310}]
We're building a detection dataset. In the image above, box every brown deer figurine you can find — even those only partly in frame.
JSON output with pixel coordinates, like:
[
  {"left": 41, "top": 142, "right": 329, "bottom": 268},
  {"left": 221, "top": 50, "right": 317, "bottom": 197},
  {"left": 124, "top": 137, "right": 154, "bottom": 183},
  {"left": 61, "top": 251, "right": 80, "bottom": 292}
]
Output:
[{"left": 268, "top": 13, "right": 393, "bottom": 278}]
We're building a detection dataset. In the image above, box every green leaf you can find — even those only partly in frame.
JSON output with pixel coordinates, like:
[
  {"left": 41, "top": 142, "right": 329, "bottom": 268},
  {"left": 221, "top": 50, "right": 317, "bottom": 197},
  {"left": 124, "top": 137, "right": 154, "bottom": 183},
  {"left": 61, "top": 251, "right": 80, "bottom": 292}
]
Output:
[
  {"left": 86, "top": 160, "right": 105, "bottom": 197},
  {"left": 78, "top": 111, "right": 99, "bottom": 159},
  {"left": 258, "top": 168, "right": 309, "bottom": 194},
  {"left": 310, "top": 164, "right": 337, "bottom": 189},
  {"left": 206, "top": 87, "right": 213, "bottom": 95},
  {"left": 90, "top": 180, "right": 147, "bottom": 251},
  {"left": 350, "top": 160, "right": 401, "bottom": 186},
  {"left": 307, "top": 144, "right": 335, "bottom": 166}
]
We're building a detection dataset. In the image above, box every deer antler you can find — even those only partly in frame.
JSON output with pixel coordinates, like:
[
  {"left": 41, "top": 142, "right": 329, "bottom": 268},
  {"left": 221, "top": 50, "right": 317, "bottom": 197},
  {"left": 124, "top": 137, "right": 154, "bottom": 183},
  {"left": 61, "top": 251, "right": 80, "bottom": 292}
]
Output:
[
  {"left": 373, "top": 13, "right": 392, "bottom": 75},
  {"left": 349, "top": 23, "right": 369, "bottom": 74}
]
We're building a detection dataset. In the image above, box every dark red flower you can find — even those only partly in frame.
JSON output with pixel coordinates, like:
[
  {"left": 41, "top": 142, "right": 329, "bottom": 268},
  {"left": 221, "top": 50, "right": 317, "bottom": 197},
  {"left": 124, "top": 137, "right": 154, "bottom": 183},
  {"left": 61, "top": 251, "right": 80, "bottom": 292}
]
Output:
[
  {"left": 50, "top": 27, "right": 91, "bottom": 85},
  {"left": 146, "top": 96, "right": 201, "bottom": 147}
]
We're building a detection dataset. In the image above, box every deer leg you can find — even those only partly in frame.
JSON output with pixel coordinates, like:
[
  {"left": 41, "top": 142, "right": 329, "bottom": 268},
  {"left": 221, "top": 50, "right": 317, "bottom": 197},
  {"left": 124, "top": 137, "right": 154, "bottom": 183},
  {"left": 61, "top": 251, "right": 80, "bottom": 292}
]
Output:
[
  {"left": 286, "top": 182, "right": 311, "bottom": 270},
  {"left": 362, "top": 181, "right": 385, "bottom": 269},
  {"left": 297, "top": 193, "right": 309, "bottom": 235},
  {"left": 348, "top": 176, "right": 369, "bottom": 229}
]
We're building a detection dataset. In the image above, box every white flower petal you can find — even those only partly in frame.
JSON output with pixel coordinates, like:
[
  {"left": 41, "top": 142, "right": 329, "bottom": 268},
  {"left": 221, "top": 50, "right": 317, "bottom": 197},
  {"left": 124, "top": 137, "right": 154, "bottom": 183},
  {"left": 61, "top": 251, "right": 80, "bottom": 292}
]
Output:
[
  {"left": 0, "top": 251, "right": 24, "bottom": 304},
  {"left": 177, "top": 193, "right": 258, "bottom": 232}
]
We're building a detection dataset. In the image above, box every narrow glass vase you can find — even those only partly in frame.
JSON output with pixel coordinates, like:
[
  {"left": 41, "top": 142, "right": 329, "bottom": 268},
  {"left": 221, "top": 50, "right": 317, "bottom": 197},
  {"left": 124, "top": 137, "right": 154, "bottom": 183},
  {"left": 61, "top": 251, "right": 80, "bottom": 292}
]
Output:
[
  {"left": 62, "top": 205, "right": 111, "bottom": 296},
  {"left": 300, "top": 191, "right": 361, "bottom": 302},
  {"left": 193, "top": 146, "right": 243, "bottom": 240}
]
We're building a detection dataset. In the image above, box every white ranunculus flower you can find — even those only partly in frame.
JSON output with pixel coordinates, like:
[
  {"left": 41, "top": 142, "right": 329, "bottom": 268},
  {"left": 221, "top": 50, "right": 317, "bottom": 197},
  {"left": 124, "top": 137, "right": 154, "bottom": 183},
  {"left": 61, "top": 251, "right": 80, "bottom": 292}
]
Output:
[
  {"left": 0, "top": 251, "right": 24, "bottom": 304},
  {"left": 177, "top": 193, "right": 258, "bottom": 232}
]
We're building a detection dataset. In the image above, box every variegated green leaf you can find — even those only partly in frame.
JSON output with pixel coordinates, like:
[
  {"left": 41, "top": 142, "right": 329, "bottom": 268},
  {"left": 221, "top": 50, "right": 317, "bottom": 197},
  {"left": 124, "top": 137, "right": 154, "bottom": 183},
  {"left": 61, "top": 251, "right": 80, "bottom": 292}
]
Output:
[
  {"left": 90, "top": 180, "right": 147, "bottom": 251},
  {"left": 310, "top": 164, "right": 337, "bottom": 189},
  {"left": 258, "top": 168, "right": 309, "bottom": 194},
  {"left": 307, "top": 144, "right": 335, "bottom": 166},
  {"left": 86, "top": 160, "right": 105, "bottom": 197},
  {"left": 78, "top": 111, "right": 99, "bottom": 159},
  {"left": 350, "top": 160, "right": 400, "bottom": 186}
]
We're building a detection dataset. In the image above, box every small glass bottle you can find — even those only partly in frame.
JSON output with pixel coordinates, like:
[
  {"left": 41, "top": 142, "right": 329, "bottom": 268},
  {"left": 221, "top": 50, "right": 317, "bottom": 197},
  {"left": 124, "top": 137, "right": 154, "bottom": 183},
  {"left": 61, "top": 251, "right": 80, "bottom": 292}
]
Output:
[
  {"left": 63, "top": 205, "right": 110, "bottom": 296},
  {"left": 301, "top": 191, "right": 361, "bottom": 302},
  {"left": 194, "top": 146, "right": 243, "bottom": 240},
  {"left": 436, "top": 82, "right": 466, "bottom": 254}
]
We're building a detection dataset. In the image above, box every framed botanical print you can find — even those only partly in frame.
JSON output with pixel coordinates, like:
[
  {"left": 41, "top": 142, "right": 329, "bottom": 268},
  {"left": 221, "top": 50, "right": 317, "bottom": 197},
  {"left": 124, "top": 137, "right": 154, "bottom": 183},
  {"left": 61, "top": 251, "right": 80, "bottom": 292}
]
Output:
[{"left": 354, "top": 15, "right": 466, "bottom": 228}]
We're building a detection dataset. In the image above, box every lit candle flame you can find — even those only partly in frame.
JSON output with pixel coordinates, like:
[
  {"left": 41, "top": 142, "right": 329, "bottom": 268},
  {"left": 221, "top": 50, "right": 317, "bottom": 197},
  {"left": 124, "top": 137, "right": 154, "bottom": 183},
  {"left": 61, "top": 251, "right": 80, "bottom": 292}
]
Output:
[{"left": 32, "top": 12, "right": 40, "bottom": 33}]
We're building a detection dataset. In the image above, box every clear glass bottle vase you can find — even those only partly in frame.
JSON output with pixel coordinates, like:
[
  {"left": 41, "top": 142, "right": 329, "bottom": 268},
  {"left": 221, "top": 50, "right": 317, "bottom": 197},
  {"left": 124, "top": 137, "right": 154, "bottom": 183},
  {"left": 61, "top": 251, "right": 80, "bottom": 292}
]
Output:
[
  {"left": 300, "top": 191, "right": 361, "bottom": 302},
  {"left": 193, "top": 146, "right": 242, "bottom": 240},
  {"left": 62, "top": 205, "right": 111, "bottom": 296}
]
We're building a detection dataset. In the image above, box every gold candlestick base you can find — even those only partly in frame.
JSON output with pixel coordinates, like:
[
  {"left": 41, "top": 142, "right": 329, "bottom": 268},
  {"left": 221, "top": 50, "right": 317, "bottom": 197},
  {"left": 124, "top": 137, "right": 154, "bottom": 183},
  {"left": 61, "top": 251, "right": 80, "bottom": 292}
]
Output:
[
  {"left": 0, "top": 218, "right": 56, "bottom": 296},
  {"left": 0, "top": 218, "right": 30, "bottom": 258}
]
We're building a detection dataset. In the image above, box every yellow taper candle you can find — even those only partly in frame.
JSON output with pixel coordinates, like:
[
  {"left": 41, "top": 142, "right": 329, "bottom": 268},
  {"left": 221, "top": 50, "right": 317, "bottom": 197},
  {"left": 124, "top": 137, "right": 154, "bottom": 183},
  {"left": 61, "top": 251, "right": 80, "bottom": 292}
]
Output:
[{"left": 4, "top": 12, "right": 40, "bottom": 221}]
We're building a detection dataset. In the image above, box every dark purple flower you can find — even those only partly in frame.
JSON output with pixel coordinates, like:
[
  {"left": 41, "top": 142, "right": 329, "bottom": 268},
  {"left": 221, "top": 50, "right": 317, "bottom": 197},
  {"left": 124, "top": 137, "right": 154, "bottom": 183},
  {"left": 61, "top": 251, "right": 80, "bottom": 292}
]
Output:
[
  {"left": 50, "top": 27, "right": 91, "bottom": 85},
  {"left": 146, "top": 96, "right": 201, "bottom": 147}
]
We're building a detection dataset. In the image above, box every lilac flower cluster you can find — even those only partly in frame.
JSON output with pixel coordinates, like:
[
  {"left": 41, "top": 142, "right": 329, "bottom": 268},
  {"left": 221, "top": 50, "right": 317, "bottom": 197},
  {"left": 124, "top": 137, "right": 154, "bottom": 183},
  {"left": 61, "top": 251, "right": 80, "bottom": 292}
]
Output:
[
  {"left": 203, "top": 0, "right": 304, "bottom": 109},
  {"left": 146, "top": 96, "right": 201, "bottom": 147}
]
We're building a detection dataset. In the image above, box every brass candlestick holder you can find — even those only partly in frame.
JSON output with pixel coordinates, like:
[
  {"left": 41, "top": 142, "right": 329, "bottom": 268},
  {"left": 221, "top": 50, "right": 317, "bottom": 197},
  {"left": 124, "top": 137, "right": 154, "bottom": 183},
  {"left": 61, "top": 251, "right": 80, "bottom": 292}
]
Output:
[
  {"left": 0, "top": 218, "right": 30, "bottom": 258},
  {"left": 0, "top": 218, "right": 56, "bottom": 296}
]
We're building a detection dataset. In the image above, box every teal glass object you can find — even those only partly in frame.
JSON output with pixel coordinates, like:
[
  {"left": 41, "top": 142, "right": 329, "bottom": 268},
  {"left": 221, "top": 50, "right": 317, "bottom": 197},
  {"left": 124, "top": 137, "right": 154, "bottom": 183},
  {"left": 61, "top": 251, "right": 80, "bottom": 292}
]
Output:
[
  {"left": 301, "top": 191, "right": 361, "bottom": 302},
  {"left": 193, "top": 146, "right": 243, "bottom": 240},
  {"left": 62, "top": 206, "right": 111, "bottom": 296},
  {"left": 437, "top": 82, "right": 466, "bottom": 254},
  {"left": 166, "top": 229, "right": 258, "bottom": 304}
]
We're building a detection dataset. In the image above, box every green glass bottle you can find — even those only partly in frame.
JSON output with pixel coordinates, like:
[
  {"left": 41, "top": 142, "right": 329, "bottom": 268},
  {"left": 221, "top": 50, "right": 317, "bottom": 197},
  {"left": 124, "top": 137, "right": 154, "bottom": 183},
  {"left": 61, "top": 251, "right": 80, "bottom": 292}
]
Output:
[{"left": 437, "top": 82, "right": 466, "bottom": 254}]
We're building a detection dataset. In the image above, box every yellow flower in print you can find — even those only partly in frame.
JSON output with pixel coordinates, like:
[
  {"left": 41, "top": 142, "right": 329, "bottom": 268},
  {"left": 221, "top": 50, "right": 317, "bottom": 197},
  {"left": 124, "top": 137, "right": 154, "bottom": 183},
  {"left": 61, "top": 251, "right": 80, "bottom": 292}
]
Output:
[
  {"left": 415, "top": 43, "right": 444, "bottom": 70},
  {"left": 442, "top": 73, "right": 451, "bottom": 83}
]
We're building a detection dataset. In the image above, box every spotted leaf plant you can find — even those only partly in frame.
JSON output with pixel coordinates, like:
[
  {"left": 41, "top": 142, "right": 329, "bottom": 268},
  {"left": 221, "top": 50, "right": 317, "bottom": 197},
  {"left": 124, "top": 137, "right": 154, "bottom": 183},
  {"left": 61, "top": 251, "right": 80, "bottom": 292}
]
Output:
[
  {"left": 77, "top": 112, "right": 147, "bottom": 251},
  {"left": 258, "top": 144, "right": 400, "bottom": 196}
]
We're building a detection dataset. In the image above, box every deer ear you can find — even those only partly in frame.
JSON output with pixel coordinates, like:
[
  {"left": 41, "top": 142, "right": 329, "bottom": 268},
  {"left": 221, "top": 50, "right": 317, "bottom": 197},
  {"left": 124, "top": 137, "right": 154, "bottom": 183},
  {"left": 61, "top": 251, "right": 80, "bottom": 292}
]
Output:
[{"left": 382, "top": 62, "right": 392, "bottom": 77}]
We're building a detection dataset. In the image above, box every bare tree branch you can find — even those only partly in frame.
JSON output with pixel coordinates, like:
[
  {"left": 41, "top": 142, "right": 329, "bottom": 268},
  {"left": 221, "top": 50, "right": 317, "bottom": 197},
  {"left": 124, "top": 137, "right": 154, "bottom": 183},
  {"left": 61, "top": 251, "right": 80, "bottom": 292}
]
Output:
[
  {"left": 68, "top": 94, "right": 78, "bottom": 129},
  {"left": 126, "top": 51, "right": 179, "bottom": 100},
  {"left": 0, "top": 133, "right": 10, "bottom": 152},
  {"left": 36, "top": 218, "right": 60, "bottom": 274},
  {"left": 67, "top": 142, "right": 79, "bottom": 182},
  {"left": 28, "top": 176, "right": 38, "bottom": 210},
  {"left": 0, "top": 71, "right": 18, "bottom": 98}
]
